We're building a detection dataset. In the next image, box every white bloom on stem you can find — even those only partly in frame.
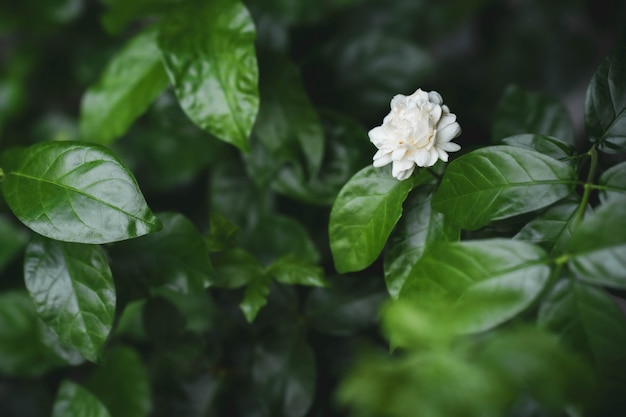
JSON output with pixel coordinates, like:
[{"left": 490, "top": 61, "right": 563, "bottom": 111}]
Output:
[{"left": 368, "top": 88, "right": 461, "bottom": 180}]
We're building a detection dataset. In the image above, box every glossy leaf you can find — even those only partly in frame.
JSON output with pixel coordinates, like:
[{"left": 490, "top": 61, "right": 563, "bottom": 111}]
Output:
[
  {"left": 267, "top": 255, "right": 327, "bottom": 287},
  {"left": 158, "top": 0, "right": 259, "bottom": 152},
  {"left": 400, "top": 239, "right": 551, "bottom": 333},
  {"left": 566, "top": 199, "right": 626, "bottom": 289},
  {"left": 86, "top": 346, "right": 151, "bottom": 417},
  {"left": 1, "top": 141, "right": 161, "bottom": 244},
  {"left": 432, "top": 146, "right": 577, "bottom": 231},
  {"left": 500, "top": 134, "right": 575, "bottom": 163},
  {"left": 329, "top": 166, "right": 429, "bottom": 273},
  {"left": 0, "top": 215, "right": 28, "bottom": 273},
  {"left": 493, "top": 84, "right": 574, "bottom": 144},
  {"left": 24, "top": 236, "right": 115, "bottom": 362},
  {"left": 384, "top": 187, "right": 459, "bottom": 298},
  {"left": 599, "top": 161, "right": 626, "bottom": 203},
  {"left": 585, "top": 46, "right": 626, "bottom": 153},
  {"left": 240, "top": 273, "right": 272, "bottom": 323},
  {"left": 52, "top": 381, "right": 111, "bottom": 417},
  {"left": 80, "top": 27, "right": 169, "bottom": 145}
]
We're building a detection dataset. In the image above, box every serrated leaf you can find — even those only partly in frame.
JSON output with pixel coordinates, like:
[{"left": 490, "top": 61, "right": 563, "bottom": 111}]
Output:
[
  {"left": 500, "top": 134, "right": 575, "bottom": 163},
  {"left": 52, "top": 381, "right": 111, "bottom": 417},
  {"left": 493, "top": 84, "right": 574, "bottom": 144},
  {"left": 240, "top": 273, "right": 272, "bottom": 323},
  {"left": 566, "top": 199, "right": 626, "bottom": 289},
  {"left": 0, "top": 215, "right": 28, "bottom": 273},
  {"left": 585, "top": 47, "right": 626, "bottom": 153},
  {"left": 329, "top": 166, "right": 429, "bottom": 273},
  {"left": 400, "top": 239, "right": 551, "bottom": 333},
  {"left": 599, "top": 161, "right": 626, "bottom": 203},
  {"left": 86, "top": 346, "right": 151, "bottom": 417},
  {"left": 1, "top": 141, "right": 161, "bottom": 244},
  {"left": 80, "top": 27, "right": 169, "bottom": 145},
  {"left": 267, "top": 255, "right": 327, "bottom": 287},
  {"left": 158, "top": 0, "right": 259, "bottom": 152},
  {"left": 384, "top": 187, "right": 459, "bottom": 298},
  {"left": 432, "top": 146, "right": 577, "bottom": 231},
  {"left": 24, "top": 236, "right": 115, "bottom": 362}
]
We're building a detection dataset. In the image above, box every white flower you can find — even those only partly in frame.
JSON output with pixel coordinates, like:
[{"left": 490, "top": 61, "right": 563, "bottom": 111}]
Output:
[{"left": 368, "top": 88, "right": 461, "bottom": 180}]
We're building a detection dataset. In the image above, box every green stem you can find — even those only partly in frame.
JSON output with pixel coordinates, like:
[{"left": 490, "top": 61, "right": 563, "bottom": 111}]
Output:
[
  {"left": 0, "top": 167, "right": 4, "bottom": 183},
  {"left": 575, "top": 146, "right": 598, "bottom": 226}
]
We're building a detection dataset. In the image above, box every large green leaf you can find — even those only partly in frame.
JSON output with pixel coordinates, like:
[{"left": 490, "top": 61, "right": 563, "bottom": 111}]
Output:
[
  {"left": 80, "top": 27, "right": 169, "bottom": 145},
  {"left": 566, "top": 199, "right": 626, "bottom": 289},
  {"left": 86, "top": 346, "right": 151, "bottom": 417},
  {"left": 158, "top": 0, "right": 259, "bottom": 152},
  {"left": 24, "top": 236, "right": 115, "bottom": 362},
  {"left": 492, "top": 84, "right": 575, "bottom": 144},
  {"left": 400, "top": 239, "right": 551, "bottom": 333},
  {"left": 1, "top": 141, "right": 161, "bottom": 244},
  {"left": 500, "top": 134, "right": 575, "bottom": 164},
  {"left": 0, "top": 215, "right": 28, "bottom": 273},
  {"left": 329, "top": 166, "right": 428, "bottom": 273},
  {"left": 52, "top": 381, "right": 111, "bottom": 417},
  {"left": 431, "top": 146, "right": 577, "bottom": 231},
  {"left": 599, "top": 161, "right": 626, "bottom": 203},
  {"left": 585, "top": 46, "right": 626, "bottom": 153},
  {"left": 384, "top": 187, "right": 459, "bottom": 298}
]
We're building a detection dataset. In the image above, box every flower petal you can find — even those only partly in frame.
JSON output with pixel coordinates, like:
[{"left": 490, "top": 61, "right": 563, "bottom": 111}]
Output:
[
  {"left": 436, "top": 122, "right": 461, "bottom": 143},
  {"left": 369, "top": 126, "right": 389, "bottom": 146},
  {"left": 373, "top": 150, "right": 393, "bottom": 167}
]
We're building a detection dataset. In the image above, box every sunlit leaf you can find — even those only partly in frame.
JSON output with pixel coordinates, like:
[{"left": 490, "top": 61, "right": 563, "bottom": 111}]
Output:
[
  {"left": 432, "top": 146, "right": 577, "bottom": 231},
  {"left": 80, "top": 27, "right": 168, "bottom": 145},
  {"left": 158, "top": 0, "right": 259, "bottom": 152},
  {"left": 599, "top": 161, "right": 626, "bottom": 203},
  {"left": 52, "top": 381, "right": 111, "bottom": 417},
  {"left": 1, "top": 141, "right": 161, "bottom": 244},
  {"left": 24, "top": 236, "right": 115, "bottom": 362},
  {"left": 267, "top": 255, "right": 327, "bottom": 287}
]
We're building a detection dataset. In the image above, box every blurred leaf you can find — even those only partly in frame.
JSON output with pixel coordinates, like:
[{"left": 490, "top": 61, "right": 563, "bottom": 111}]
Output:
[
  {"left": 513, "top": 196, "right": 583, "bottom": 254},
  {"left": 24, "top": 236, "right": 115, "bottom": 362},
  {"left": 492, "top": 84, "right": 574, "bottom": 144},
  {"left": 267, "top": 255, "right": 327, "bottom": 287},
  {"left": 142, "top": 296, "right": 186, "bottom": 345},
  {"left": 52, "top": 381, "right": 111, "bottom": 417},
  {"left": 252, "top": 327, "right": 316, "bottom": 417},
  {"left": 384, "top": 186, "right": 459, "bottom": 298},
  {"left": 87, "top": 345, "right": 151, "bottom": 417},
  {"left": 100, "top": 0, "right": 179, "bottom": 34},
  {"left": 240, "top": 273, "right": 272, "bottom": 323},
  {"left": 114, "top": 299, "right": 146, "bottom": 341},
  {"left": 585, "top": 46, "right": 626, "bottom": 153},
  {"left": 80, "top": 27, "right": 168, "bottom": 145},
  {"left": 1, "top": 141, "right": 161, "bottom": 244},
  {"left": 158, "top": 0, "right": 259, "bottom": 152},
  {"left": 329, "top": 166, "right": 429, "bottom": 273},
  {"left": 210, "top": 247, "right": 264, "bottom": 289},
  {"left": 566, "top": 199, "right": 626, "bottom": 289},
  {"left": 206, "top": 212, "right": 239, "bottom": 252},
  {"left": 110, "top": 212, "right": 214, "bottom": 293},
  {"left": 432, "top": 146, "right": 577, "bottom": 231},
  {"left": 0, "top": 215, "right": 28, "bottom": 273},
  {"left": 500, "top": 134, "right": 575, "bottom": 163},
  {"left": 305, "top": 276, "right": 387, "bottom": 336},
  {"left": 400, "top": 239, "right": 551, "bottom": 333},
  {"left": 599, "top": 161, "right": 626, "bottom": 203}
]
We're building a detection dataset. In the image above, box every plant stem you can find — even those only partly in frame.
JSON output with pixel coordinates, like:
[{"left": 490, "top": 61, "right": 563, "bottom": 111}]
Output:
[{"left": 575, "top": 146, "right": 598, "bottom": 226}]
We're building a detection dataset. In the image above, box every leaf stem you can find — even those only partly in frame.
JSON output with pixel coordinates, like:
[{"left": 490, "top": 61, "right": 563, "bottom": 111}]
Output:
[{"left": 574, "top": 146, "right": 598, "bottom": 226}]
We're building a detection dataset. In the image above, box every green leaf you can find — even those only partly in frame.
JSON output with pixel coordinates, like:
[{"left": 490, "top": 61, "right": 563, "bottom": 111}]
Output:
[
  {"left": 585, "top": 46, "right": 626, "bottom": 153},
  {"left": 493, "top": 84, "right": 574, "bottom": 144},
  {"left": 566, "top": 199, "right": 626, "bottom": 289},
  {"left": 400, "top": 239, "right": 551, "bottom": 333},
  {"left": 1, "top": 141, "right": 161, "bottom": 244},
  {"left": 252, "top": 327, "right": 316, "bottom": 417},
  {"left": 599, "top": 161, "right": 626, "bottom": 203},
  {"left": 52, "top": 381, "right": 111, "bottom": 417},
  {"left": 240, "top": 273, "right": 272, "bottom": 323},
  {"left": 80, "top": 27, "right": 169, "bottom": 145},
  {"left": 329, "top": 166, "right": 428, "bottom": 273},
  {"left": 210, "top": 247, "right": 264, "bottom": 289},
  {"left": 500, "top": 134, "right": 575, "bottom": 163},
  {"left": 539, "top": 280, "right": 626, "bottom": 393},
  {"left": 0, "top": 215, "right": 28, "bottom": 273},
  {"left": 86, "top": 346, "right": 151, "bottom": 417},
  {"left": 24, "top": 236, "right": 115, "bottom": 362},
  {"left": 267, "top": 255, "right": 327, "bottom": 287},
  {"left": 158, "top": 0, "right": 259, "bottom": 152},
  {"left": 432, "top": 146, "right": 577, "bottom": 231},
  {"left": 384, "top": 187, "right": 459, "bottom": 298}
]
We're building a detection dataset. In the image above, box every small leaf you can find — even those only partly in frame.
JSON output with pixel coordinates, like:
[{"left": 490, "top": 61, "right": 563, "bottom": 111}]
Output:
[
  {"left": 210, "top": 247, "right": 264, "bottom": 289},
  {"left": 500, "top": 134, "right": 575, "bottom": 163},
  {"left": 52, "top": 381, "right": 111, "bottom": 417},
  {"left": 585, "top": 46, "right": 626, "bottom": 153},
  {"left": 24, "top": 236, "right": 115, "bottom": 362},
  {"left": 400, "top": 239, "right": 551, "bottom": 333},
  {"left": 329, "top": 166, "right": 429, "bottom": 273},
  {"left": 566, "top": 199, "right": 626, "bottom": 289},
  {"left": 158, "top": 0, "right": 259, "bottom": 152},
  {"left": 432, "top": 146, "right": 577, "bottom": 231},
  {"left": 599, "top": 161, "right": 626, "bottom": 203},
  {"left": 493, "top": 84, "right": 574, "bottom": 144},
  {"left": 240, "top": 273, "right": 272, "bottom": 323},
  {"left": 80, "top": 27, "right": 169, "bottom": 145},
  {"left": 1, "top": 141, "right": 161, "bottom": 244},
  {"left": 384, "top": 186, "right": 459, "bottom": 298},
  {"left": 267, "top": 255, "right": 328, "bottom": 287},
  {"left": 86, "top": 346, "right": 151, "bottom": 417}
]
